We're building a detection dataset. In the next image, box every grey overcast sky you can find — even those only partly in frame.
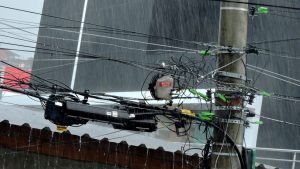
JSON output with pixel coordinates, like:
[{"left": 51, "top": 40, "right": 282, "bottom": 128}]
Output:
[{"left": 0, "top": 0, "right": 44, "bottom": 60}]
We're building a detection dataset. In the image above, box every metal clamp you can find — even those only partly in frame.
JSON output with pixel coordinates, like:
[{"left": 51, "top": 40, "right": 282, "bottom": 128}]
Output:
[
  {"left": 216, "top": 86, "right": 242, "bottom": 93},
  {"left": 214, "top": 106, "right": 243, "bottom": 111},
  {"left": 214, "top": 143, "right": 243, "bottom": 147},
  {"left": 216, "top": 71, "right": 247, "bottom": 81},
  {"left": 211, "top": 152, "right": 238, "bottom": 157},
  {"left": 218, "top": 118, "right": 244, "bottom": 124}
]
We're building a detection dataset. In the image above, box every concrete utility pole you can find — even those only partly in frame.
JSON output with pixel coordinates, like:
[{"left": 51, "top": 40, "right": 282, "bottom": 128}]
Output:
[{"left": 211, "top": 0, "right": 248, "bottom": 169}]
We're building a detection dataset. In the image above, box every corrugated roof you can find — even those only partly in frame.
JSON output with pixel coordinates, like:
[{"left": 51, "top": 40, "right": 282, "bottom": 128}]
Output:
[{"left": 0, "top": 120, "right": 203, "bottom": 169}]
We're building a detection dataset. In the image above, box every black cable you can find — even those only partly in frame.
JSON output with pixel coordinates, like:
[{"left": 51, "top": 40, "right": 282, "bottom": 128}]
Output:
[
  {"left": 0, "top": 60, "right": 70, "bottom": 91},
  {"left": 0, "top": 5, "right": 213, "bottom": 48},
  {"left": 0, "top": 85, "right": 48, "bottom": 102},
  {"left": 271, "top": 13, "right": 300, "bottom": 21},
  {"left": 201, "top": 119, "right": 246, "bottom": 169},
  {"left": 211, "top": 0, "right": 300, "bottom": 11},
  {"left": 0, "top": 32, "right": 175, "bottom": 76},
  {"left": 0, "top": 41, "right": 165, "bottom": 77},
  {"left": 250, "top": 37, "right": 300, "bottom": 45}
]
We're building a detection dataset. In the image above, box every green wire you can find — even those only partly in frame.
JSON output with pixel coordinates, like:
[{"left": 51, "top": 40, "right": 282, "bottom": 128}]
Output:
[
  {"left": 260, "top": 91, "right": 273, "bottom": 97},
  {"left": 215, "top": 93, "right": 229, "bottom": 103},
  {"left": 199, "top": 50, "right": 211, "bottom": 57},
  {"left": 199, "top": 112, "right": 215, "bottom": 121},
  {"left": 258, "top": 7, "right": 269, "bottom": 14},
  {"left": 189, "top": 89, "right": 210, "bottom": 101}
]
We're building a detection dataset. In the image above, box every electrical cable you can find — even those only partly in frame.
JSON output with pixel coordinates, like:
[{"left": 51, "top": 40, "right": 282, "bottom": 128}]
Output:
[
  {"left": 250, "top": 37, "right": 300, "bottom": 45},
  {"left": 247, "top": 64, "right": 300, "bottom": 83},
  {"left": 270, "top": 13, "right": 300, "bottom": 21},
  {"left": 257, "top": 49, "right": 300, "bottom": 61},
  {"left": 247, "top": 67, "right": 300, "bottom": 87},
  {"left": 254, "top": 113, "right": 300, "bottom": 128},
  {"left": 0, "top": 33, "right": 196, "bottom": 55},
  {"left": 211, "top": 0, "right": 300, "bottom": 11},
  {"left": 0, "top": 4, "right": 298, "bottom": 169},
  {"left": 192, "top": 116, "right": 246, "bottom": 169},
  {"left": 0, "top": 4, "right": 227, "bottom": 49}
]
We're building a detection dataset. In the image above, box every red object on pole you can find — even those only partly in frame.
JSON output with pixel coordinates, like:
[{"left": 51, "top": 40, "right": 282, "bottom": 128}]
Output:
[{"left": 2, "top": 66, "right": 31, "bottom": 90}]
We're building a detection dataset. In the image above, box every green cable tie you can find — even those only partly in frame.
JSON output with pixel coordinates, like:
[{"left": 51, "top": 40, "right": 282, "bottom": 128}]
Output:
[
  {"left": 255, "top": 121, "right": 263, "bottom": 125},
  {"left": 216, "top": 93, "right": 229, "bottom": 103},
  {"left": 260, "top": 91, "right": 272, "bottom": 97},
  {"left": 258, "top": 7, "right": 268, "bottom": 14},
  {"left": 199, "top": 112, "right": 215, "bottom": 121},
  {"left": 199, "top": 50, "right": 211, "bottom": 57},
  {"left": 189, "top": 89, "right": 209, "bottom": 101}
]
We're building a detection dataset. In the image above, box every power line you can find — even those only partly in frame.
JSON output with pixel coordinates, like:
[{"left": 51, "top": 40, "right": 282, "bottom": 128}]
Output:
[
  {"left": 247, "top": 64, "right": 300, "bottom": 83},
  {"left": 39, "top": 27, "right": 201, "bottom": 52},
  {"left": 0, "top": 24, "right": 175, "bottom": 70},
  {"left": 247, "top": 67, "right": 300, "bottom": 87},
  {"left": 0, "top": 21, "right": 204, "bottom": 54},
  {"left": 4, "top": 21, "right": 300, "bottom": 63},
  {"left": 211, "top": 0, "right": 300, "bottom": 11},
  {"left": 0, "top": 34, "right": 196, "bottom": 55},
  {"left": 0, "top": 23, "right": 216, "bottom": 82},
  {"left": 271, "top": 13, "right": 300, "bottom": 21},
  {"left": 255, "top": 113, "right": 300, "bottom": 128},
  {"left": 0, "top": 4, "right": 220, "bottom": 48},
  {"left": 257, "top": 49, "right": 300, "bottom": 60},
  {"left": 250, "top": 37, "right": 300, "bottom": 45},
  {"left": 269, "top": 9, "right": 300, "bottom": 14}
]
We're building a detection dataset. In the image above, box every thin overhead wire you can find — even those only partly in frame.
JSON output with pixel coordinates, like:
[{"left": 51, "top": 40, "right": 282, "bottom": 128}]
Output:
[
  {"left": 0, "top": 34, "right": 196, "bottom": 55},
  {"left": 0, "top": 4, "right": 223, "bottom": 49},
  {"left": 247, "top": 67, "right": 300, "bottom": 87},
  {"left": 211, "top": 0, "right": 300, "bottom": 11},
  {"left": 271, "top": 13, "right": 300, "bottom": 21},
  {"left": 256, "top": 113, "right": 300, "bottom": 128},
  {"left": 258, "top": 50, "right": 300, "bottom": 60},
  {"left": 41, "top": 27, "right": 201, "bottom": 52},
  {"left": 247, "top": 64, "right": 300, "bottom": 83},
  {"left": 250, "top": 37, "right": 300, "bottom": 45}
]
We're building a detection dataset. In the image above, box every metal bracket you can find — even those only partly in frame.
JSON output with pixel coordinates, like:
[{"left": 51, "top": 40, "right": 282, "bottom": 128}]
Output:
[
  {"left": 216, "top": 86, "right": 243, "bottom": 93},
  {"left": 216, "top": 71, "right": 247, "bottom": 81},
  {"left": 211, "top": 152, "right": 238, "bottom": 157},
  {"left": 214, "top": 106, "right": 243, "bottom": 111},
  {"left": 214, "top": 143, "right": 243, "bottom": 147},
  {"left": 218, "top": 118, "right": 244, "bottom": 124},
  {"left": 217, "top": 46, "right": 245, "bottom": 55}
]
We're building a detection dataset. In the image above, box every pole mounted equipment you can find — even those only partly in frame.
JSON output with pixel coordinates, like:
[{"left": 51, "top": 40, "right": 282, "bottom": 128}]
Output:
[
  {"left": 148, "top": 74, "right": 174, "bottom": 100},
  {"left": 211, "top": 0, "right": 249, "bottom": 169}
]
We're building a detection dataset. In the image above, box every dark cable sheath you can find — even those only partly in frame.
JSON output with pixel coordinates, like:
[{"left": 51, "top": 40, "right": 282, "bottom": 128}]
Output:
[
  {"left": 211, "top": 0, "right": 300, "bottom": 11},
  {"left": 0, "top": 5, "right": 210, "bottom": 48},
  {"left": 190, "top": 116, "right": 246, "bottom": 169},
  {"left": 0, "top": 85, "right": 48, "bottom": 101},
  {"left": 250, "top": 37, "right": 300, "bottom": 45}
]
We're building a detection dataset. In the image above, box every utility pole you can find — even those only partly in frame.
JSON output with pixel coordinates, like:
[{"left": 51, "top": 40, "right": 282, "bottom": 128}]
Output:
[{"left": 211, "top": 0, "right": 248, "bottom": 169}]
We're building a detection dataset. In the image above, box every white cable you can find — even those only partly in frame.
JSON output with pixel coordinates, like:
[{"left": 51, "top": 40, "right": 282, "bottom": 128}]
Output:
[
  {"left": 203, "top": 56, "right": 244, "bottom": 78},
  {"left": 214, "top": 111, "right": 232, "bottom": 169},
  {"left": 0, "top": 33, "right": 196, "bottom": 54},
  {"left": 248, "top": 64, "right": 300, "bottom": 83},
  {"left": 0, "top": 19, "right": 246, "bottom": 53},
  {"left": 260, "top": 51, "right": 300, "bottom": 60},
  {"left": 47, "top": 27, "right": 200, "bottom": 52},
  {"left": 247, "top": 67, "right": 300, "bottom": 87},
  {"left": 37, "top": 35, "right": 197, "bottom": 54},
  {"left": 33, "top": 59, "right": 97, "bottom": 75}
]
